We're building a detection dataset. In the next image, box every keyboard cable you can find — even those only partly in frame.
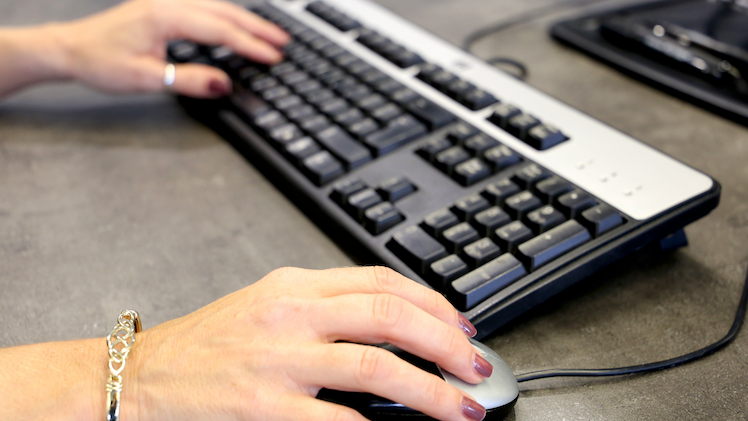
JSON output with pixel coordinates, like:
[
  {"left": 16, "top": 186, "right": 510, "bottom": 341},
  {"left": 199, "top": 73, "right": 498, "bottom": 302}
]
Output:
[
  {"left": 514, "top": 260, "right": 748, "bottom": 383},
  {"left": 462, "top": 0, "right": 614, "bottom": 80}
]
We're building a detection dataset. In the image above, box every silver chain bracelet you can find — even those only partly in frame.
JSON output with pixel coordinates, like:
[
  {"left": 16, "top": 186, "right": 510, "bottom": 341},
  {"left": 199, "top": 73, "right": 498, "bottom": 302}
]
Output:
[{"left": 106, "top": 310, "right": 142, "bottom": 421}]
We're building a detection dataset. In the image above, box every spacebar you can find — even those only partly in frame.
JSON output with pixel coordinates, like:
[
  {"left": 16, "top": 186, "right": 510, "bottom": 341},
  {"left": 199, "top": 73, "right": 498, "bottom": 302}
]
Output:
[{"left": 449, "top": 254, "right": 526, "bottom": 311}]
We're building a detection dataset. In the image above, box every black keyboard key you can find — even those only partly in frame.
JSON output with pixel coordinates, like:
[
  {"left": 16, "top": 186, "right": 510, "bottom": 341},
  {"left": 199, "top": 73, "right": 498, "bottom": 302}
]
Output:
[
  {"left": 321, "top": 44, "right": 346, "bottom": 59},
  {"left": 339, "top": 84, "right": 371, "bottom": 102},
  {"left": 525, "top": 205, "right": 566, "bottom": 234},
  {"left": 292, "top": 79, "right": 323, "bottom": 95},
  {"left": 417, "top": 63, "right": 442, "bottom": 82},
  {"left": 357, "top": 94, "right": 387, "bottom": 112},
  {"left": 488, "top": 103, "right": 522, "bottom": 128},
  {"left": 250, "top": 76, "right": 279, "bottom": 92},
  {"left": 390, "top": 88, "right": 421, "bottom": 105},
  {"left": 303, "top": 150, "right": 345, "bottom": 185},
  {"left": 285, "top": 137, "right": 322, "bottom": 164},
  {"left": 505, "top": 191, "right": 543, "bottom": 220},
  {"left": 315, "top": 126, "right": 372, "bottom": 170},
  {"left": 363, "top": 115, "right": 427, "bottom": 156},
  {"left": 348, "top": 118, "right": 380, "bottom": 139},
  {"left": 262, "top": 85, "right": 291, "bottom": 102},
  {"left": 483, "top": 179, "right": 522, "bottom": 205},
  {"left": 464, "top": 134, "right": 501, "bottom": 156},
  {"left": 527, "top": 124, "right": 569, "bottom": 150},
  {"left": 364, "top": 202, "right": 404, "bottom": 235},
  {"left": 378, "top": 177, "right": 416, "bottom": 202},
  {"left": 421, "top": 209, "right": 460, "bottom": 238},
  {"left": 463, "top": 238, "right": 503, "bottom": 267},
  {"left": 168, "top": 41, "right": 199, "bottom": 62},
  {"left": 334, "top": 107, "right": 365, "bottom": 127},
  {"left": 360, "top": 69, "right": 389, "bottom": 85},
  {"left": 441, "top": 222, "right": 480, "bottom": 254},
  {"left": 274, "top": 95, "right": 304, "bottom": 111},
  {"left": 446, "top": 80, "right": 477, "bottom": 100},
  {"left": 462, "top": 89, "right": 499, "bottom": 110},
  {"left": 305, "top": 89, "right": 336, "bottom": 105},
  {"left": 319, "top": 98, "right": 350, "bottom": 117},
  {"left": 370, "top": 103, "right": 403, "bottom": 124},
  {"left": 450, "top": 254, "right": 527, "bottom": 311},
  {"left": 435, "top": 146, "right": 471, "bottom": 175},
  {"left": 388, "top": 226, "right": 449, "bottom": 275},
  {"left": 268, "top": 123, "right": 304, "bottom": 146},
  {"left": 300, "top": 114, "right": 332, "bottom": 134},
  {"left": 535, "top": 176, "right": 573, "bottom": 202},
  {"left": 512, "top": 164, "right": 550, "bottom": 189},
  {"left": 428, "top": 70, "right": 458, "bottom": 92},
  {"left": 232, "top": 91, "right": 271, "bottom": 119},
  {"left": 392, "top": 49, "right": 425, "bottom": 68},
  {"left": 374, "top": 78, "right": 404, "bottom": 95},
  {"left": 254, "top": 110, "right": 288, "bottom": 132},
  {"left": 453, "top": 158, "right": 492, "bottom": 186},
  {"left": 417, "top": 136, "right": 452, "bottom": 163},
  {"left": 517, "top": 220, "right": 591, "bottom": 271},
  {"left": 269, "top": 62, "right": 297, "bottom": 76},
  {"left": 580, "top": 204, "right": 624, "bottom": 237},
  {"left": 493, "top": 221, "right": 534, "bottom": 253},
  {"left": 330, "top": 177, "right": 368, "bottom": 205},
  {"left": 472, "top": 206, "right": 511, "bottom": 237},
  {"left": 483, "top": 145, "right": 522, "bottom": 172},
  {"left": 448, "top": 123, "right": 480, "bottom": 144},
  {"left": 280, "top": 70, "right": 310, "bottom": 86},
  {"left": 452, "top": 194, "right": 491, "bottom": 221},
  {"left": 556, "top": 190, "right": 597, "bottom": 219},
  {"left": 507, "top": 114, "right": 541, "bottom": 140},
  {"left": 429, "top": 255, "right": 469, "bottom": 289},
  {"left": 346, "top": 188, "right": 383, "bottom": 221},
  {"left": 406, "top": 98, "right": 456, "bottom": 130},
  {"left": 285, "top": 104, "right": 317, "bottom": 123}
]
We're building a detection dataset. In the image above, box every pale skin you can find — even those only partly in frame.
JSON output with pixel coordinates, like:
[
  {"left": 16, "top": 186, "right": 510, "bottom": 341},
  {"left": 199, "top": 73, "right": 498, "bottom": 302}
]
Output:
[{"left": 0, "top": 1, "right": 494, "bottom": 420}]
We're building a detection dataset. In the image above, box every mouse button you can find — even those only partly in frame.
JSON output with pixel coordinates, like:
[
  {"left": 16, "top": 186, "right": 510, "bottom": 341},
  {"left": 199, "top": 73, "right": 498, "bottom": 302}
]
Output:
[{"left": 437, "top": 361, "right": 519, "bottom": 410}]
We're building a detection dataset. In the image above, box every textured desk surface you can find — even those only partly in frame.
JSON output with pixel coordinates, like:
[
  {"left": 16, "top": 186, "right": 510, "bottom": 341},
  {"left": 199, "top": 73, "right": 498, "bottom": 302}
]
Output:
[{"left": 1, "top": 0, "right": 747, "bottom": 419}]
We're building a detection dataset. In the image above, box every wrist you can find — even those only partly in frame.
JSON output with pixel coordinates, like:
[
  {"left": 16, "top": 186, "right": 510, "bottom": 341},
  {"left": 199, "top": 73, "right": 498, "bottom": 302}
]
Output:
[{"left": 0, "top": 23, "right": 72, "bottom": 85}]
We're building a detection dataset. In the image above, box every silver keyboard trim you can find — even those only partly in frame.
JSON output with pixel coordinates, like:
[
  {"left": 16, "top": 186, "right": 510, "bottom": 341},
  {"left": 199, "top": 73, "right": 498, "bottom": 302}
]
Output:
[{"left": 270, "top": 0, "right": 714, "bottom": 221}]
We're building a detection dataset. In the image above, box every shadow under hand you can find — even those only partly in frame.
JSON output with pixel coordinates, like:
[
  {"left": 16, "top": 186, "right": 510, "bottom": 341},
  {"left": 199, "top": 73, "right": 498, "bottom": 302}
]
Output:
[{"left": 0, "top": 82, "right": 216, "bottom": 151}]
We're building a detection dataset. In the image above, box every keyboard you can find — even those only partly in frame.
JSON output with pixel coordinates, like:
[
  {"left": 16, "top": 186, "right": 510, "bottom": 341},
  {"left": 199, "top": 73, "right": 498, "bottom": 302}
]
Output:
[{"left": 169, "top": 0, "right": 721, "bottom": 338}]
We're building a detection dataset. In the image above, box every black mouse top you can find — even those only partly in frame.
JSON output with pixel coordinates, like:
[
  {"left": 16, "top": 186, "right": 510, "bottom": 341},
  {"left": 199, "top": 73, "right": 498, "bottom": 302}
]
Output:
[{"left": 318, "top": 339, "right": 519, "bottom": 420}]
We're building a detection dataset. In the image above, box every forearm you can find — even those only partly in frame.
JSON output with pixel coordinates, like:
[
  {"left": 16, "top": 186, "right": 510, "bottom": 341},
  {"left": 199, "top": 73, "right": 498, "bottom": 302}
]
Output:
[
  {"left": 0, "top": 24, "right": 71, "bottom": 98},
  {"left": 0, "top": 338, "right": 108, "bottom": 421}
]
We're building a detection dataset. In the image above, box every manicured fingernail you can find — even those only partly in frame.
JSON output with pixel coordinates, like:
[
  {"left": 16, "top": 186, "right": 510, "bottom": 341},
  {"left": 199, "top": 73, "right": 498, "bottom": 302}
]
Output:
[
  {"left": 473, "top": 353, "right": 493, "bottom": 378},
  {"left": 458, "top": 314, "right": 477, "bottom": 337},
  {"left": 461, "top": 396, "right": 486, "bottom": 421},
  {"left": 209, "top": 79, "right": 232, "bottom": 96}
]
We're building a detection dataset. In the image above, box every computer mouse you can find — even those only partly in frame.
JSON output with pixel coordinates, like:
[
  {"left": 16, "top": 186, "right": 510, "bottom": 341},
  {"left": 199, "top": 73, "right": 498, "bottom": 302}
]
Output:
[{"left": 317, "top": 339, "right": 519, "bottom": 420}]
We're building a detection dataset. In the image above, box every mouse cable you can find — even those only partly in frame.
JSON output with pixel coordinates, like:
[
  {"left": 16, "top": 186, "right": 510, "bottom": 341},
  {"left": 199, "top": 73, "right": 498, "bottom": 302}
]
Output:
[
  {"left": 515, "top": 262, "right": 748, "bottom": 383},
  {"left": 461, "top": 0, "right": 607, "bottom": 53},
  {"left": 462, "top": 0, "right": 612, "bottom": 80}
]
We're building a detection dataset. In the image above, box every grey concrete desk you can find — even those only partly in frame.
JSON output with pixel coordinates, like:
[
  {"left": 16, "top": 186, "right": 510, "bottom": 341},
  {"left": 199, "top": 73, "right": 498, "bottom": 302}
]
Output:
[{"left": 1, "top": 1, "right": 747, "bottom": 419}]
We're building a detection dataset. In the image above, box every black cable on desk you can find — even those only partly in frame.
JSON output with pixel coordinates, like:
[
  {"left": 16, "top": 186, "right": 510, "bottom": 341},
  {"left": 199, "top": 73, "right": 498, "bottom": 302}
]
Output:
[
  {"left": 462, "top": 0, "right": 610, "bottom": 80},
  {"left": 515, "top": 262, "right": 748, "bottom": 383}
]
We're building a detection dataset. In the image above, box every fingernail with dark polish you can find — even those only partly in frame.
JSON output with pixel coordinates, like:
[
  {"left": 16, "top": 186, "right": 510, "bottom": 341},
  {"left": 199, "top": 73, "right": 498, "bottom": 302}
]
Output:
[
  {"left": 462, "top": 396, "right": 486, "bottom": 421},
  {"left": 209, "top": 79, "right": 232, "bottom": 96},
  {"left": 458, "top": 314, "right": 477, "bottom": 338},
  {"left": 474, "top": 353, "right": 493, "bottom": 378}
]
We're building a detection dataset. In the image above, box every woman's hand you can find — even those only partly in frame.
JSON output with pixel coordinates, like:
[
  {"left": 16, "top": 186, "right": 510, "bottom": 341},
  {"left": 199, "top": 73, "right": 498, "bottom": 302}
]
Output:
[
  {"left": 0, "top": 0, "right": 288, "bottom": 99},
  {"left": 119, "top": 266, "right": 492, "bottom": 421},
  {"left": 53, "top": 0, "right": 288, "bottom": 97}
]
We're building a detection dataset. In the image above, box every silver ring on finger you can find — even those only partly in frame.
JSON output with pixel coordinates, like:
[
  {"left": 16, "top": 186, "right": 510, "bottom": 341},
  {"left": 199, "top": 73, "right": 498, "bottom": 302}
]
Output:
[{"left": 164, "top": 63, "right": 176, "bottom": 93}]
